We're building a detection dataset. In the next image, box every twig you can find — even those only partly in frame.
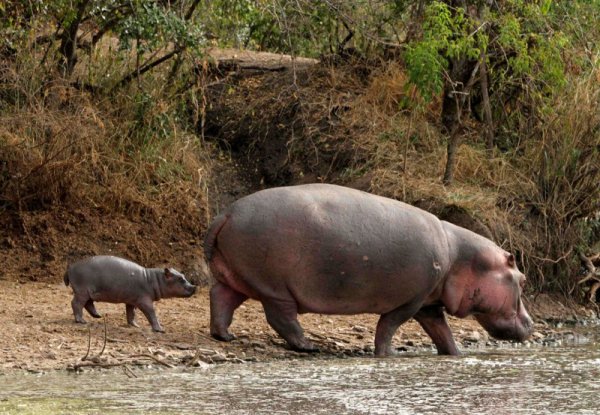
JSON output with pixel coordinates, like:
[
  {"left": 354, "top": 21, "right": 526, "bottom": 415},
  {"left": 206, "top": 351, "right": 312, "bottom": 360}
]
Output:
[
  {"left": 98, "top": 315, "right": 107, "bottom": 357},
  {"left": 82, "top": 324, "right": 92, "bottom": 361},
  {"left": 590, "top": 282, "right": 600, "bottom": 303},
  {"left": 187, "top": 347, "right": 205, "bottom": 367},
  {"left": 131, "top": 354, "right": 175, "bottom": 368},
  {"left": 123, "top": 365, "right": 138, "bottom": 378},
  {"left": 72, "top": 361, "right": 129, "bottom": 370},
  {"left": 577, "top": 252, "right": 600, "bottom": 285}
]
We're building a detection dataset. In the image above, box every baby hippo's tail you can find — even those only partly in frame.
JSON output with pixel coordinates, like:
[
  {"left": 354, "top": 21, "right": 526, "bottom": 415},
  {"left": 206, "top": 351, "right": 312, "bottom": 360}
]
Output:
[{"left": 63, "top": 270, "right": 70, "bottom": 286}]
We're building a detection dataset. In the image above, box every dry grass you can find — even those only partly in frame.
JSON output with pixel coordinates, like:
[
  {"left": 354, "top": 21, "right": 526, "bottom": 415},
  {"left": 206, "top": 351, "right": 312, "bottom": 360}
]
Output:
[
  {"left": 0, "top": 43, "right": 228, "bottom": 283},
  {"left": 0, "top": 52, "right": 214, "bottom": 232}
]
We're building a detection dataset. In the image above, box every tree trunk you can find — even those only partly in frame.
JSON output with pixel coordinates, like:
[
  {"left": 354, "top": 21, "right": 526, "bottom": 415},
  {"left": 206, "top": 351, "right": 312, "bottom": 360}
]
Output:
[
  {"left": 480, "top": 51, "right": 494, "bottom": 151},
  {"left": 58, "top": 0, "right": 90, "bottom": 77},
  {"left": 443, "top": 127, "right": 461, "bottom": 185},
  {"left": 440, "top": 0, "right": 485, "bottom": 185},
  {"left": 440, "top": 56, "right": 475, "bottom": 186}
]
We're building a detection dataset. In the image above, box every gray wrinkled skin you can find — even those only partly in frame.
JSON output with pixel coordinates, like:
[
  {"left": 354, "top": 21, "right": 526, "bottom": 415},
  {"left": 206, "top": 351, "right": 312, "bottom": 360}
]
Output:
[
  {"left": 205, "top": 184, "right": 533, "bottom": 355},
  {"left": 65, "top": 256, "right": 196, "bottom": 332}
]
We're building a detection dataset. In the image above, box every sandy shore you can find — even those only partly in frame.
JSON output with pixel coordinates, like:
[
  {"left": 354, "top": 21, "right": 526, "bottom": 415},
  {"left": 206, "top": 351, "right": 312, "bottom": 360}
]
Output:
[{"left": 0, "top": 280, "right": 593, "bottom": 372}]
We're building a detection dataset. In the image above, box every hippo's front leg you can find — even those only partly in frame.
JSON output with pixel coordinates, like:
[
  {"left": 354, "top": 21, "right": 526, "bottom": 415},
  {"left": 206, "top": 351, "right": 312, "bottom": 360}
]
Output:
[
  {"left": 137, "top": 300, "right": 164, "bottom": 333},
  {"left": 414, "top": 305, "right": 459, "bottom": 355},
  {"left": 374, "top": 299, "right": 423, "bottom": 356}
]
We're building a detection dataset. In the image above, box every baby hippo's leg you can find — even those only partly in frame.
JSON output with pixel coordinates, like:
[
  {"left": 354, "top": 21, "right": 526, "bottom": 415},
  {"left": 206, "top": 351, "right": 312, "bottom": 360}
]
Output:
[
  {"left": 71, "top": 292, "right": 89, "bottom": 324},
  {"left": 137, "top": 300, "right": 164, "bottom": 333},
  {"left": 126, "top": 304, "right": 139, "bottom": 327},
  {"left": 84, "top": 300, "right": 102, "bottom": 318}
]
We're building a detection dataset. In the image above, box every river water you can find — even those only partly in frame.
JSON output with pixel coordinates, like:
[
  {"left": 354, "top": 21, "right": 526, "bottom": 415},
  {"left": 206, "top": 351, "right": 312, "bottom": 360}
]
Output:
[{"left": 1, "top": 335, "right": 599, "bottom": 414}]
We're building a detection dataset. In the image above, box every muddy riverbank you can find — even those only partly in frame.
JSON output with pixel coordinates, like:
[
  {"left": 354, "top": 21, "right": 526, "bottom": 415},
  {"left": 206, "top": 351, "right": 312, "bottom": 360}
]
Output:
[{"left": 0, "top": 281, "right": 596, "bottom": 373}]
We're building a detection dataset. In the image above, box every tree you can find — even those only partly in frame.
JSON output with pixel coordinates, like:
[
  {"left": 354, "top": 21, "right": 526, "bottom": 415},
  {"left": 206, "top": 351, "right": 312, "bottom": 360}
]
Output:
[
  {"left": 1, "top": 0, "right": 205, "bottom": 88},
  {"left": 404, "top": 0, "right": 574, "bottom": 185}
]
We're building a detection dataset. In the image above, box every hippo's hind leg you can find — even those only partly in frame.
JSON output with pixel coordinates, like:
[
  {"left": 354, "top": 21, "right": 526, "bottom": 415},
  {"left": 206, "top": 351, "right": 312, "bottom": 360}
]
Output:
[
  {"left": 414, "top": 305, "right": 459, "bottom": 356},
  {"left": 84, "top": 300, "right": 102, "bottom": 318},
  {"left": 210, "top": 281, "right": 248, "bottom": 341},
  {"left": 126, "top": 304, "right": 140, "bottom": 327},
  {"left": 375, "top": 299, "right": 423, "bottom": 356},
  {"left": 262, "top": 298, "right": 318, "bottom": 353}
]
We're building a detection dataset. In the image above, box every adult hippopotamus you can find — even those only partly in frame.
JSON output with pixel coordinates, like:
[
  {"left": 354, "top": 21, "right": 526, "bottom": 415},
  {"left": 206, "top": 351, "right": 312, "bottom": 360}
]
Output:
[
  {"left": 204, "top": 184, "right": 533, "bottom": 355},
  {"left": 65, "top": 256, "right": 197, "bottom": 332}
]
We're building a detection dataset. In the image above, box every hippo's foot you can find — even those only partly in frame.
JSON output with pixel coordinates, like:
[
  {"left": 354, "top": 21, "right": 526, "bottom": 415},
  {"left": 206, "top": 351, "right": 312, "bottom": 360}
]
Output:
[
  {"left": 152, "top": 326, "right": 165, "bottom": 333},
  {"left": 74, "top": 317, "right": 87, "bottom": 324},
  {"left": 127, "top": 321, "right": 140, "bottom": 328},
  {"left": 374, "top": 346, "right": 396, "bottom": 357},
  {"left": 289, "top": 341, "right": 320, "bottom": 354},
  {"left": 211, "top": 332, "right": 236, "bottom": 342}
]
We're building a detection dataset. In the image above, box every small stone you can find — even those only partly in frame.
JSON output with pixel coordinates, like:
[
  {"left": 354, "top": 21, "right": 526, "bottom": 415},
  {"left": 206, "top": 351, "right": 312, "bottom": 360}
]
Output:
[
  {"left": 210, "top": 353, "right": 227, "bottom": 362},
  {"left": 193, "top": 361, "right": 210, "bottom": 369},
  {"left": 532, "top": 331, "right": 545, "bottom": 340},
  {"left": 465, "top": 331, "right": 482, "bottom": 342},
  {"left": 352, "top": 325, "right": 367, "bottom": 333}
]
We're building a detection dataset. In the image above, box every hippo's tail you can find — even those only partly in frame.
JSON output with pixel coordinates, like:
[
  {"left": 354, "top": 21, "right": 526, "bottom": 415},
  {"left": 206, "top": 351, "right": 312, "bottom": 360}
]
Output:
[
  {"left": 203, "top": 212, "right": 230, "bottom": 262},
  {"left": 63, "top": 270, "right": 70, "bottom": 286}
]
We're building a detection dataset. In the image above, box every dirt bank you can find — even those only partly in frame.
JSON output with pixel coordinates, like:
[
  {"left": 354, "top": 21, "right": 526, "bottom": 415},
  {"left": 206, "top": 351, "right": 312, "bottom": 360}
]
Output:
[{"left": 0, "top": 280, "right": 595, "bottom": 373}]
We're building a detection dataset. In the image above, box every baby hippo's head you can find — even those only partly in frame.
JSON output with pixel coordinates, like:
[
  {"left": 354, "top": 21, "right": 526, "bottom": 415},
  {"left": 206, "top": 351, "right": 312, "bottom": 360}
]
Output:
[{"left": 162, "top": 268, "right": 197, "bottom": 298}]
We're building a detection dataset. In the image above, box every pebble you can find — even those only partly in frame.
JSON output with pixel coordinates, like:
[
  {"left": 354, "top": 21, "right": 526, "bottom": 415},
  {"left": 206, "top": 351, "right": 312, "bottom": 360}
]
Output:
[
  {"left": 352, "top": 325, "right": 367, "bottom": 333},
  {"left": 465, "top": 331, "right": 482, "bottom": 342}
]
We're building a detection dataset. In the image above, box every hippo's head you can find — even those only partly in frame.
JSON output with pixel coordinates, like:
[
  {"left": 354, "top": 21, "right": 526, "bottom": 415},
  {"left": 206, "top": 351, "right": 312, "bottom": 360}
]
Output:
[
  {"left": 442, "top": 248, "right": 533, "bottom": 342},
  {"left": 163, "top": 268, "right": 197, "bottom": 298}
]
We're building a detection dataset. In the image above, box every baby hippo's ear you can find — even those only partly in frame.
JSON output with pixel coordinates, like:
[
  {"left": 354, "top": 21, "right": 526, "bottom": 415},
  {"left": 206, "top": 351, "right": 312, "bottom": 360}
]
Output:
[{"left": 164, "top": 268, "right": 172, "bottom": 279}]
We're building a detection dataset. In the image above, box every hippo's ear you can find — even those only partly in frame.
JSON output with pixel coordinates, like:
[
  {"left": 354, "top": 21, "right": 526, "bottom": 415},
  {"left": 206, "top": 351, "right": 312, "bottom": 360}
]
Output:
[
  {"left": 507, "top": 253, "right": 515, "bottom": 267},
  {"left": 164, "top": 268, "right": 172, "bottom": 279}
]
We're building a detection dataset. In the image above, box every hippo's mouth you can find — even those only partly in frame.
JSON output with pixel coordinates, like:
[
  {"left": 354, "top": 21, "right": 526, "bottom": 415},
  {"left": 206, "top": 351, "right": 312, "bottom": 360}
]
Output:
[
  {"left": 475, "top": 302, "right": 534, "bottom": 342},
  {"left": 185, "top": 285, "right": 198, "bottom": 297}
]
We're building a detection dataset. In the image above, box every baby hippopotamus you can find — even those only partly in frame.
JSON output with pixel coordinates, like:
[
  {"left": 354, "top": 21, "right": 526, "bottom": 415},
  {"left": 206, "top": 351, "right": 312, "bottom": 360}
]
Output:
[{"left": 64, "top": 255, "right": 197, "bottom": 332}]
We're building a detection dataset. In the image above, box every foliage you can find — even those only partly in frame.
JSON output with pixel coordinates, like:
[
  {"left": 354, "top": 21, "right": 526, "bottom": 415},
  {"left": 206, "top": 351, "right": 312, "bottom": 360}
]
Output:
[{"left": 405, "top": 2, "right": 485, "bottom": 101}]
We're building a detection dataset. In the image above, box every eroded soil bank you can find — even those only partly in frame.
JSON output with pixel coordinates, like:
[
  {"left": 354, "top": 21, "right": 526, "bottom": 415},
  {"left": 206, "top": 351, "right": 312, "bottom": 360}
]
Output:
[{"left": 0, "top": 280, "right": 595, "bottom": 373}]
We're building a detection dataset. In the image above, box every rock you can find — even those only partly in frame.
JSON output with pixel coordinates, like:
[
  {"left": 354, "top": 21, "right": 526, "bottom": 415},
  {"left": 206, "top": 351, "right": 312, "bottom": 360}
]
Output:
[
  {"left": 193, "top": 360, "right": 211, "bottom": 369},
  {"left": 532, "top": 331, "right": 545, "bottom": 340},
  {"left": 352, "top": 325, "right": 367, "bottom": 333},
  {"left": 465, "top": 331, "right": 482, "bottom": 342},
  {"left": 210, "top": 353, "right": 228, "bottom": 362}
]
